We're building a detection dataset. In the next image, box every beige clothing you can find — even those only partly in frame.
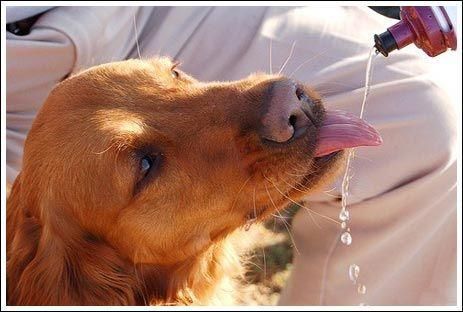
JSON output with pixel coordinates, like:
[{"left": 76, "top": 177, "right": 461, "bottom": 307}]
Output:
[{"left": 6, "top": 6, "right": 458, "bottom": 305}]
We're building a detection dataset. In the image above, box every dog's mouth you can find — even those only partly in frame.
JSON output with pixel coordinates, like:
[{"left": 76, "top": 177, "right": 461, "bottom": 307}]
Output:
[
  {"left": 297, "top": 109, "right": 382, "bottom": 188},
  {"left": 314, "top": 150, "right": 342, "bottom": 165},
  {"left": 242, "top": 109, "right": 382, "bottom": 226}
]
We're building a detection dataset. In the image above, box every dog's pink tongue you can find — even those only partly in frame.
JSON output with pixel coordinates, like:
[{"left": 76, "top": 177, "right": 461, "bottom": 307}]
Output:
[{"left": 315, "top": 110, "right": 382, "bottom": 157}]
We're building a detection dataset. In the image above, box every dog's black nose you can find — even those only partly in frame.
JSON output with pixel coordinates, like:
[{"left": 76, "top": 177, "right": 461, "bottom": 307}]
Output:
[{"left": 260, "top": 80, "right": 316, "bottom": 143}]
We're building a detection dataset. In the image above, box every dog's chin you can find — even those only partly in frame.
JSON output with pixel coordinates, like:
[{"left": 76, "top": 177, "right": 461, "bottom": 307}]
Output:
[
  {"left": 294, "top": 150, "right": 344, "bottom": 191},
  {"left": 240, "top": 149, "right": 345, "bottom": 227}
]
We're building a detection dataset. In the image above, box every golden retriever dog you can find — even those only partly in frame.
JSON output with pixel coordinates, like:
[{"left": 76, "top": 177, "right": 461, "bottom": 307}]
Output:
[{"left": 6, "top": 57, "right": 381, "bottom": 305}]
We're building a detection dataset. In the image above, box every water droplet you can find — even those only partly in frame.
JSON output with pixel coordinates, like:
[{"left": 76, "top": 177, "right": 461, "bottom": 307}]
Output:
[
  {"left": 341, "top": 222, "right": 347, "bottom": 229},
  {"left": 347, "top": 227, "right": 351, "bottom": 232},
  {"left": 348, "top": 264, "right": 360, "bottom": 283},
  {"left": 340, "top": 232, "right": 352, "bottom": 245},
  {"left": 359, "top": 302, "right": 368, "bottom": 306},
  {"left": 357, "top": 284, "right": 367, "bottom": 295},
  {"left": 339, "top": 209, "right": 350, "bottom": 222}
]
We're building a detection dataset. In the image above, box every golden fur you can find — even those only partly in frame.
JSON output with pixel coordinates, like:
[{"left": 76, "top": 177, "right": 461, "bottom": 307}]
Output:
[{"left": 7, "top": 58, "right": 344, "bottom": 305}]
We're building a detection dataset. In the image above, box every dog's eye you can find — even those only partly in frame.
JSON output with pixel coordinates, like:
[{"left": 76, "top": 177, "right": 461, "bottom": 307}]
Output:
[
  {"left": 140, "top": 154, "right": 161, "bottom": 179},
  {"left": 134, "top": 153, "right": 163, "bottom": 193},
  {"left": 140, "top": 156, "right": 153, "bottom": 177},
  {"left": 171, "top": 62, "right": 181, "bottom": 79},
  {"left": 171, "top": 69, "right": 180, "bottom": 79}
]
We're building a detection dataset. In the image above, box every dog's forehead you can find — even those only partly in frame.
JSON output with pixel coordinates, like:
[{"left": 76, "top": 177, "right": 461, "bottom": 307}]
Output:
[
  {"left": 111, "top": 57, "right": 175, "bottom": 75},
  {"left": 74, "top": 57, "right": 175, "bottom": 83},
  {"left": 54, "top": 57, "right": 183, "bottom": 108},
  {"left": 92, "top": 108, "right": 146, "bottom": 137},
  {"left": 145, "top": 57, "right": 176, "bottom": 70}
]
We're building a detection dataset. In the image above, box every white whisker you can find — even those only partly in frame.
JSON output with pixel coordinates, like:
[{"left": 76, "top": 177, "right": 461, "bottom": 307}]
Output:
[
  {"left": 278, "top": 41, "right": 296, "bottom": 75},
  {"left": 253, "top": 187, "right": 257, "bottom": 220},
  {"left": 288, "top": 49, "right": 328, "bottom": 78},
  {"left": 264, "top": 183, "right": 300, "bottom": 255},
  {"left": 324, "top": 186, "right": 337, "bottom": 193},
  {"left": 261, "top": 246, "right": 267, "bottom": 279},
  {"left": 230, "top": 175, "right": 253, "bottom": 211},
  {"left": 269, "top": 38, "right": 273, "bottom": 75},
  {"left": 264, "top": 176, "right": 340, "bottom": 226},
  {"left": 133, "top": 12, "right": 141, "bottom": 59},
  {"left": 276, "top": 209, "right": 300, "bottom": 255},
  {"left": 266, "top": 176, "right": 319, "bottom": 228}
]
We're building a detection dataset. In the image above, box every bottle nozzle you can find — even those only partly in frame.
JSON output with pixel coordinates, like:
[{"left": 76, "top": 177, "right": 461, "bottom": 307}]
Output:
[
  {"left": 373, "top": 6, "right": 457, "bottom": 57},
  {"left": 374, "top": 31, "right": 398, "bottom": 57}
]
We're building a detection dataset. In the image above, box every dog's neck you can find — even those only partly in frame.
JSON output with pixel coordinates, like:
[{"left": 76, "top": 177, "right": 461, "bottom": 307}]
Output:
[
  {"left": 134, "top": 239, "right": 240, "bottom": 305},
  {"left": 8, "top": 203, "right": 240, "bottom": 305}
]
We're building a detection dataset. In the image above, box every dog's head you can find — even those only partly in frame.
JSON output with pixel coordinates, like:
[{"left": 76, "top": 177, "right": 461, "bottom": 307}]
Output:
[
  {"left": 8, "top": 57, "right": 381, "bottom": 304},
  {"left": 17, "top": 57, "right": 381, "bottom": 264}
]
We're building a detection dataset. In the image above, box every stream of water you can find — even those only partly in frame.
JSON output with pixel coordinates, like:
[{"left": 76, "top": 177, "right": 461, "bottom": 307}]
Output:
[{"left": 339, "top": 46, "right": 378, "bottom": 304}]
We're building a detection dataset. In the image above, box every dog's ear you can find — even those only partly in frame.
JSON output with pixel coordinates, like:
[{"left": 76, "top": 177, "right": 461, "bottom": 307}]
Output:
[
  {"left": 7, "top": 174, "right": 42, "bottom": 302},
  {"left": 7, "top": 176, "right": 137, "bottom": 305}
]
